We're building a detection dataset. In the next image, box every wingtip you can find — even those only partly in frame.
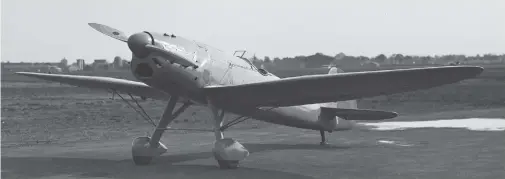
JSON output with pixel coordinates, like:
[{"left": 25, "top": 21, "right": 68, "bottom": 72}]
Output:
[
  {"left": 439, "top": 65, "right": 484, "bottom": 78},
  {"left": 15, "top": 72, "right": 29, "bottom": 75},
  {"left": 460, "top": 65, "right": 485, "bottom": 77},
  {"left": 389, "top": 111, "right": 399, "bottom": 119},
  {"left": 474, "top": 66, "right": 485, "bottom": 75},
  {"left": 15, "top": 72, "right": 41, "bottom": 76}
]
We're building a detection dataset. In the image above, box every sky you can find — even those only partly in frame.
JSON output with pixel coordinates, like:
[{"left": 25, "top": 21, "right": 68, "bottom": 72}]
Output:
[{"left": 1, "top": 0, "right": 504, "bottom": 63}]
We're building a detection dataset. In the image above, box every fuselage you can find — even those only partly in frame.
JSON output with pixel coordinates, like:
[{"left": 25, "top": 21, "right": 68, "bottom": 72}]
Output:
[{"left": 128, "top": 31, "right": 348, "bottom": 131}]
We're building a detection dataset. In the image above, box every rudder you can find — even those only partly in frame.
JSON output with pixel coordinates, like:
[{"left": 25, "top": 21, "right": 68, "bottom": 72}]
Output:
[
  {"left": 318, "top": 66, "right": 358, "bottom": 131},
  {"left": 321, "top": 67, "right": 357, "bottom": 110}
]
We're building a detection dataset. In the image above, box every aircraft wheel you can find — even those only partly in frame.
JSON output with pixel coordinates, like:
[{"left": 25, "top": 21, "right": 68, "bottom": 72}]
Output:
[
  {"left": 131, "top": 136, "right": 167, "bottom": 166},
  {"left": 132, "top": 156, "right": 153, "bottom": 166},
  {"left": 216, "top": 159, "right": 240, "bottom": 169},
  {"left": 212, "top": 138, "right": 249, "bottom": 169}
]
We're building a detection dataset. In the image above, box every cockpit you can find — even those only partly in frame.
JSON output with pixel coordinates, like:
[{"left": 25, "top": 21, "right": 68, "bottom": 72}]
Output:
[{"left": 233, "top": 50, "right": 271, "bottom": 76}]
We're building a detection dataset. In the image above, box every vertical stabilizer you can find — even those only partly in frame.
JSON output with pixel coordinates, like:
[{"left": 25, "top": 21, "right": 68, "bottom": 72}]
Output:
[
  {"left": 318, "top": 66, "right": 359, "bottom": 131},
  {"left": 328, "top": 67, "right": 344, "bottom": 74},
  {"left": 320, "top": 67, "right": 357, "bottom": 109}
]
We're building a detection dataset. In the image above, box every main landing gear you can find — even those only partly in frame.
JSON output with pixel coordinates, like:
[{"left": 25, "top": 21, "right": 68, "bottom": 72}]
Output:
[
  {"left": 114, "top": 91, "right": 249, "bottom": 169},
  {"left": 131, "top": 95, "right": 190, "bottom": 165},
  {"left": 209, "top": 102, "right": 249, "bottom": 169}
]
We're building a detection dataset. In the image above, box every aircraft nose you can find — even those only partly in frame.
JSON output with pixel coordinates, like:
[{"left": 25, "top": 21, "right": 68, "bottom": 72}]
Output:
[{"left": 127, "top": 32, "right": 152, "bottom": 58}]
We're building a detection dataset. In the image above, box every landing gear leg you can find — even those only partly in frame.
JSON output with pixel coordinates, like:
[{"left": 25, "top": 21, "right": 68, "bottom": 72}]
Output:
[
  {"left": 131, "top": 96, "right": 190, "bottom": 165},
  {"left": 320, "top": 130, "right": 329, "bottom": 146},
  {"left": 209, "top": 102, "right": 249, "bottom": 169}
]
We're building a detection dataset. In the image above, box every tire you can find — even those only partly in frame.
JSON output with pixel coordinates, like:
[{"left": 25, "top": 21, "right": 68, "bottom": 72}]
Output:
[
  {"left": 132, "top": 156, "right": 153, "bottom": 166},
  {"left": 217, "top": 160, "right": 239, "bottom": 169}
]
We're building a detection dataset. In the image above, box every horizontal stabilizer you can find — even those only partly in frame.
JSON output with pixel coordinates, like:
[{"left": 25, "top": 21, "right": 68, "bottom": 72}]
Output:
[{"left": 320, "top": 107, "right": 398, "bottom": 121}]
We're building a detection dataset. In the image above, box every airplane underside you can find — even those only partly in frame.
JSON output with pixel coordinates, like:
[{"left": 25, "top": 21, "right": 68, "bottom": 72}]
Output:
[
  {"left": 114, "top": 90, "right": 273, "bottom": 168},
  {"left": 113, "top": 90, "right": 338, "bottom": 169}
]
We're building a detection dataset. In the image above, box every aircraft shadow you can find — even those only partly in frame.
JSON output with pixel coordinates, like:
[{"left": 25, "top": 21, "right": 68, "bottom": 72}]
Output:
[
  {"left": 149, "top": 142, "right": 354, "bottom": 164},
  {"left": 1, "top": 143, "right": 356, "bottom": 179},
  {"left": 244, "top": 142, "right": 354, "bottom": 153},
  {"left": 1, "top": 156, "right": 313, "bottom": 179}
]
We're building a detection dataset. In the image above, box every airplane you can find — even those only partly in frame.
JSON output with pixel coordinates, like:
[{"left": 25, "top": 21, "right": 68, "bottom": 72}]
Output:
[{"left": 15, "top": 23, "right": 484, "bottom": 169}]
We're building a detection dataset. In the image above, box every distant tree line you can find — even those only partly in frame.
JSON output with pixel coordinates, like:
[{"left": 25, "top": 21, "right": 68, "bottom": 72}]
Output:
[
  {"left": 248, "top": 53, "right": 505, "bottom": 70},
  {"left": 101, "top": 53, "right": 505, "bottom": 71},
  {"left": 11, "top": 52, "right": 498, "bottom": 72}
]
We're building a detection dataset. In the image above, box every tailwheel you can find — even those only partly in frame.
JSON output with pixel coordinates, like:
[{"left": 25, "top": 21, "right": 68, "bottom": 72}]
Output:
[{"left": 320, "top": 130, "right": 329, "bottom": 146}]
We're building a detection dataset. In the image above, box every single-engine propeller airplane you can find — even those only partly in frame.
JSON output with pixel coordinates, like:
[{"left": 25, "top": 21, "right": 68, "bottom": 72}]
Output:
[{"left": 16, "top": 23, "right": 484, "bottom": 169}]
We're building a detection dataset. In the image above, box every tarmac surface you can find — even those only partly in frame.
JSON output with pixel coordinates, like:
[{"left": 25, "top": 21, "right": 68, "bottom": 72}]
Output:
[
  {"left": 3, "top": 122, "right": 505, "bottom": 179},
  {"left": 3, "top": 67, "right": 505, "bottom": 179}
]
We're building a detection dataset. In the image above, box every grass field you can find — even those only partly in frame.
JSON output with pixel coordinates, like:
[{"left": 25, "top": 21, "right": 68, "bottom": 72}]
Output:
[{"left": 2, "top": 64, "right": 505, "bottom": 179}]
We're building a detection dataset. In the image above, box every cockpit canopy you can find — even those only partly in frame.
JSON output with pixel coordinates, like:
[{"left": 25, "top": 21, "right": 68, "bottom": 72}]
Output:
[{"left": 233, "top": 50, "right": 271, "bottom": 76}]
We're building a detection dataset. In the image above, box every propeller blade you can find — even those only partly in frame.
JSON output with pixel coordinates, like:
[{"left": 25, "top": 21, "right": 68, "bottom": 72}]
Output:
[{"left": 88, "top": 23, "right": 129, "bottom": 42}]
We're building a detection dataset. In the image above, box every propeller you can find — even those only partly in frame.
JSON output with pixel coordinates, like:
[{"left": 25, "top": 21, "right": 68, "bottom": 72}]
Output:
[
  {"left": 88, "top": 23, "right": 129, "bottom": 42},
  {"left": 87, "top": 23, "right": 198, "bottom": 68},
  {"left": 88, "top": 23, "right": 154, "bottom": 58}
]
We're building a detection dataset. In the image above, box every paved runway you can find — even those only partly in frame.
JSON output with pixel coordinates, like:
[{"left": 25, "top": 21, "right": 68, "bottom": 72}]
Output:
[{"left": 3, "top": 124, "right": 505, "bottom": 179}]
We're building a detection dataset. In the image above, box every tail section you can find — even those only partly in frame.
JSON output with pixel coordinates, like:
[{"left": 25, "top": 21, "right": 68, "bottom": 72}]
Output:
[
  {"left": 318, "top": 106, "right": 398, "bottom": 131},
  {"left": 320, "top": 107, "right": 398, "bottom": 121},
  {"left": 328, "top": 66, "right": 344, "bottom": 74},
  {"left": 318, "top": 66, "right": 397, "bottom": 131},
  {"left": 320, "top": 67, "right": 357, "bottom": 109}
]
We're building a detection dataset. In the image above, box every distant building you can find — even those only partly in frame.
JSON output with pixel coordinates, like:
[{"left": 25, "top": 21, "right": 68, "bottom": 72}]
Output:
[
  {"left": 93, "top": 59, "right": 109, "bottom": 70},
  {"left": 113, "top": 56, "right": 123, "bottom": 69},
  {"left": 68, "top": 65, "right": 81, "bottom": 72},
  {"left": 76, "top": 59, "right": 85, "bottom": 70}
]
